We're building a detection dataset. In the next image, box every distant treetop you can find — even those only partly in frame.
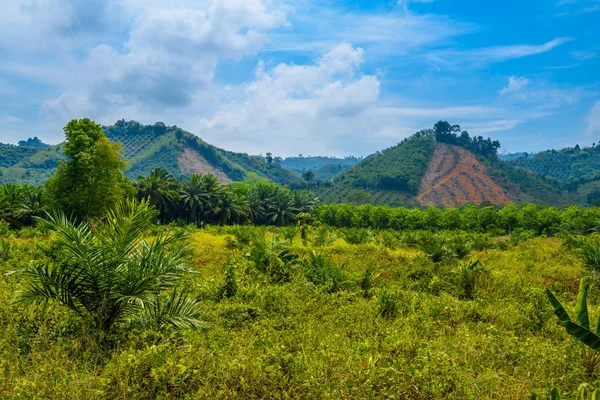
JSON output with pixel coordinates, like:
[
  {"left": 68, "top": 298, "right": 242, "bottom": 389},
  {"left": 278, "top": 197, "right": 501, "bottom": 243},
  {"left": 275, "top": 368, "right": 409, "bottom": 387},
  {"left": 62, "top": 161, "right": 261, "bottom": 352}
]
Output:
[{"left": 17, "top": 137, "right": 49, "bottom": 148}]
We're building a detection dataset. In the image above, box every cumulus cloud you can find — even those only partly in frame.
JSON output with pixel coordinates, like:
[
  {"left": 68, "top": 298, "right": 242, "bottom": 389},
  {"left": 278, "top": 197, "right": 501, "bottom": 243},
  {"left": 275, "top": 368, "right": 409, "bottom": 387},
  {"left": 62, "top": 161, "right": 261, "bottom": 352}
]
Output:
[
  {"left": 43, "top": 0, "right": 286, "bottom": 117},
  {"left": 0, "top": 0, "right": 115, "bottom": 51},
  {"left": 197, "top": 44, "right": 527, "bottom": 156},
  {"left": 199, "top": 44, "right": 383, "bottom": 155}
]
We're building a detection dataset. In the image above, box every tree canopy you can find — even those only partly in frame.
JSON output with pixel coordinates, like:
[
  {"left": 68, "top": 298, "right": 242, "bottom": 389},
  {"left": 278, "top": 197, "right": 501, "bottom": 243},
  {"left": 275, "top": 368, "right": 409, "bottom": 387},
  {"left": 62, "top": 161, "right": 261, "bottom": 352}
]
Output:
[{"left": 45, "top": 118, "right": 129, "bottom": 220}]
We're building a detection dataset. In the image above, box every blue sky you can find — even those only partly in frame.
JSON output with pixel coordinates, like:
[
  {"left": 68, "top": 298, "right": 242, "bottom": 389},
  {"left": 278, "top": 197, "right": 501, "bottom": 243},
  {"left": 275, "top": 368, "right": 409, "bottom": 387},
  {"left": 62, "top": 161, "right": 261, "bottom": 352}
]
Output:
[{"left": 0, "top": 0, "right": 598, "bottom": 157}]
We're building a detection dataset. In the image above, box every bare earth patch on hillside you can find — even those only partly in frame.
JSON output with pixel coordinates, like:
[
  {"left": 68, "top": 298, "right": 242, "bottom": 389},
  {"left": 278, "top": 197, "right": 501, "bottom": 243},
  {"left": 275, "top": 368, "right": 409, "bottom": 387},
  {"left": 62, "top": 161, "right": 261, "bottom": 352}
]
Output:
[
  {"left": 417, "top": 143, "right": 509, "bottom": 206},
  {"left": 178, "top": 148, "right": 232, "bottom": 183}
]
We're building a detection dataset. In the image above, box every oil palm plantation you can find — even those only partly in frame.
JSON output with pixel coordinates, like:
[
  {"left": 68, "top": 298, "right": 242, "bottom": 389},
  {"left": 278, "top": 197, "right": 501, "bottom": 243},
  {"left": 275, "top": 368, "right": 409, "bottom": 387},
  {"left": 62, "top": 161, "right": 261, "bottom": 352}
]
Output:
[{"left": 19, "top": 199, "right": 201, "bottom": 339}]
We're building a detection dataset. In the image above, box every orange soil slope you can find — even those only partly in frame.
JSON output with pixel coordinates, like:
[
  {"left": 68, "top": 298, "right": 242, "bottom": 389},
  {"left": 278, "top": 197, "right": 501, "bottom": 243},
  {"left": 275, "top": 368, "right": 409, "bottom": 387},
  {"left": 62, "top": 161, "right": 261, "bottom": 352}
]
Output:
[
  {"left": 178, "top": 148, "right": 232, "bottom": 183},
  {"left": 416, "top": 143, "right": 509, "bottom": 207}
]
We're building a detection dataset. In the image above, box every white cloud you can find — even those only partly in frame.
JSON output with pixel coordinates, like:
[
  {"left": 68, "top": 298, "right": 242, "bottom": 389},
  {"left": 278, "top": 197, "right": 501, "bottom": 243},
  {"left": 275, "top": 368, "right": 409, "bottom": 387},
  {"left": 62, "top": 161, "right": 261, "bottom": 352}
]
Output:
[
  {"left": 571, "top": 50, "right": 598, "bottom": 60},
  {"left": 585, "top": 101, "right": 600, "bottom": 136},
  {"left": 555, "top": 0, "right": 600, "bottom": 16},
  {"left": 42, "top": 0, "right": 286, "bottom": 118},
  {"left": 397, "top": 0, "right": 435, "bottom": 11},
  {"left": 426, "top": 38, "right": 572, "bottom": 69},
  {"left": 196, "top": 44, "right": 531, "bottom": 156},
  {"left": 199, "top": 44, "right": 383, "bottom": 155},
  {"left": 0, "top": 0, "right": 117, "bottom": 52},
  {"left": 500, "top": 76, "right": 530, "bottom": 95},
  {"left": 268, "top": 8, "right": 475, "bottom": 56}
]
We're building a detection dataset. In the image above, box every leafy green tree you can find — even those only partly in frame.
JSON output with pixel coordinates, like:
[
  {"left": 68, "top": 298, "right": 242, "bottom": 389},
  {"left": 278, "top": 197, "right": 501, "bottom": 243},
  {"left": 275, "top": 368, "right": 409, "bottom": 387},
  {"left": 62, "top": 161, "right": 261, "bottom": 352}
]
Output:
[
  {"left": 19, "top": 199, "right": 201, "bottom": 340},
  {"left": 302, "top": 170, "right": 315, "bottom": 187},
  {"left": 46, "top": 118, "right": 129, "bottom": 220}
]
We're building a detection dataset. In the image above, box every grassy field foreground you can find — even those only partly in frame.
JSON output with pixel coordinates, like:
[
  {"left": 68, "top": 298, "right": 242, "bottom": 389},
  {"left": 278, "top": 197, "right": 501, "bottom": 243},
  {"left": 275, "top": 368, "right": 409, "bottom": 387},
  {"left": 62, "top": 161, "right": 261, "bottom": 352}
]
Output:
[{"left": 0, "top": 227, "right": 595, "bottom": 399}]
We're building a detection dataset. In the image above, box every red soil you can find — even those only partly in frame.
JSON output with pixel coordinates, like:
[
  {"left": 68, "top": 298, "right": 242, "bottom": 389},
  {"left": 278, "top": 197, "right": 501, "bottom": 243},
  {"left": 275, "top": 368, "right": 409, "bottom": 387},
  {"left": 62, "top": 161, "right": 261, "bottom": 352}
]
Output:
[{"left": 417, "top": 143, "right": 510, "bottom": 207}]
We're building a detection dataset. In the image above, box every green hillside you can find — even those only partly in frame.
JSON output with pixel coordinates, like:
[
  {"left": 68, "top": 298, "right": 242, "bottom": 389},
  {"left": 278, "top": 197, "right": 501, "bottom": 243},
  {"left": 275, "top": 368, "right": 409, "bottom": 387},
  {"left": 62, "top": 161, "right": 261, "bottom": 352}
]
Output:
[
  {"left": 335, "top": 130, "right": 437, "bottom": 193},
  {"left": 0, "top": 145, "right": 44, "bottom": 168},
  {"left": 0, "top": 121, "right": 299, "bottom": 186}
]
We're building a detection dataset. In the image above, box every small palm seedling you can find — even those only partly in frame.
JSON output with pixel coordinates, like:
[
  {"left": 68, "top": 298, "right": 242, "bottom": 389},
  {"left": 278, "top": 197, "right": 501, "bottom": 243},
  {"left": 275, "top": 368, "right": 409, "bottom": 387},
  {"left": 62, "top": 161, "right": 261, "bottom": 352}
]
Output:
[
  {"left": 547, "top": 277, "right": 600, "bottom": 377},
  {"left": 446, "top": 235, "right": 473, "bottom": 260},
  {"left": 0, "top": 239, "right": 11, "bottom": 262},
  {"left": 217, "top": 262, "right": 238, "bottom": 300},
  {"left": 340, "top": 228, "right": 374, "bottom": 245},
  {"left": 280, "top": 226, "right": 299, "bottom": 245},
  {"left": 17, "top": 199, "right": 202, "bottom": 342},
  {"left": 360, "top": 267, "right": 374, "bottom": 298},
  {"left": 303, "top": 251, "right": 351, "bottom": 293},
  {"left": 531, "top": 386, "right": 600, "bottom": 400},
  {"left": 418, "top": 234, "right": 453, "bottom": 264},
  {"left": 452, "top": 260, "right": 486, "bottom": 300},
  {"left": 579, "top": 237, "right": 600, "bottom": 272}
]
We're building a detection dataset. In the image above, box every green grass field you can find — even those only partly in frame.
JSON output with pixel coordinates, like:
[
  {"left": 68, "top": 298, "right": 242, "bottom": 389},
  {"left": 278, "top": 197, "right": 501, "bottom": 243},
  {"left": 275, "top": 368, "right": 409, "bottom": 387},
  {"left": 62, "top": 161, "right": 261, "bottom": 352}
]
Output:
[{"left": 0, "top": 225, "right": 597, "bottom": 399}]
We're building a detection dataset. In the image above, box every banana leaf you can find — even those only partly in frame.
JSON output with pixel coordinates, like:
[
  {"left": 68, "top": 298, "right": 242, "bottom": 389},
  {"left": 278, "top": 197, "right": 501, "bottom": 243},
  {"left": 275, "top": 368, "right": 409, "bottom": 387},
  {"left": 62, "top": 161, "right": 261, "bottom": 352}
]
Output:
[{"left": 546, "top": 288, "right": 600, "bottom": 351}]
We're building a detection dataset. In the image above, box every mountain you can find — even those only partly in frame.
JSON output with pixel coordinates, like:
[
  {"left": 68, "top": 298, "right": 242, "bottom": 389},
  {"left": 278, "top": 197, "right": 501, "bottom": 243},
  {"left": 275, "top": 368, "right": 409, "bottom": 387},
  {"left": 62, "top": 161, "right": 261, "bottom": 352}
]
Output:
[
  {"left": 314, "top": 125, "right": 574, "bottom": 207},
  {"left": 0, "top": 121, "right": 299, "bottom": 186}
]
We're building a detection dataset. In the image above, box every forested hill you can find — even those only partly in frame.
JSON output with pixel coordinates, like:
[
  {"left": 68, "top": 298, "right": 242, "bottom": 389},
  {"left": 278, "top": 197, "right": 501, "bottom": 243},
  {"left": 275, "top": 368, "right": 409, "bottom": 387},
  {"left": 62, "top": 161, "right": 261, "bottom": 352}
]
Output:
[
  {"left": 0, "top": 121, "right": 299, "bottom": 186},
  {"left": 506, "top": 144, "right": 600, "bottom": 206},
  {"left": 315, "top": 122, "right": 580, "bottom": 207},
  {"left": 508, "top": 145, "right": 600, "bottom": 183}
]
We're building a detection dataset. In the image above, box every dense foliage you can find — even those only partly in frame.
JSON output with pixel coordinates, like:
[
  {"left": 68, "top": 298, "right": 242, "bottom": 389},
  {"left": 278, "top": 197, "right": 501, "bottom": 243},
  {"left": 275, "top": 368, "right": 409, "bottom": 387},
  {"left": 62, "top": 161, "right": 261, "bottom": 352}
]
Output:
[
  {"left": 510, "top": 145, "right": 600, "bottom": 182},
  {"left": 433, "top": 121, "right": 501, "bottom": 159},
  {"left": 0, "top": 146, "right": 43, "bottom": 168},
  {"left": 3, "top": 118, "right": 600, "bottom": 397},
  {"left": 136, "top": 169, "right": 317, "bottom": 227},
  {"left": 317, "top": 202, "right": 600, "bottom": 235},
  {"left": 46, "top": 119, "right": 130, "bottom": 220}
]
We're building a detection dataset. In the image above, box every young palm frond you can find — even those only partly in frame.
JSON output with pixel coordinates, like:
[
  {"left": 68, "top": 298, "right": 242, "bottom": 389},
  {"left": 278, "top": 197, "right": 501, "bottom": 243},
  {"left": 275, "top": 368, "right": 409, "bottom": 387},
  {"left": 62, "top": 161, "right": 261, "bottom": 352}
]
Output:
[{"left": 18, "top": 199, "right": 201, "bottom": 338}]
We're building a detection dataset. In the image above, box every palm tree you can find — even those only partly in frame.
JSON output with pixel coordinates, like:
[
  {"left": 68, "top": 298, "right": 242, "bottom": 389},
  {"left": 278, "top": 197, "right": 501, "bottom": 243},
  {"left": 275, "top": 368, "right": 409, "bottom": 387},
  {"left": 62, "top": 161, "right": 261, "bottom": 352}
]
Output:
[
  {"left": 180, "top": 174, "right": 211, "bottom": 226},
  {"left": 211, "top": 190, "right": 250, "bottom": 225},
  {"left": 18, "top": 199, "right": 201, "bottom": 340},
  {"left": 14, "top": 186, "right": 47, "bottom": 226},
  {"left": 266, "top": 191, "right": 298, "bottom": 226},
  {"left": 136, "top": 168, "right": 180, "bottom": 222},
  {"left": 293, "top": 190, "right": 318, "bottom": 213}
]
